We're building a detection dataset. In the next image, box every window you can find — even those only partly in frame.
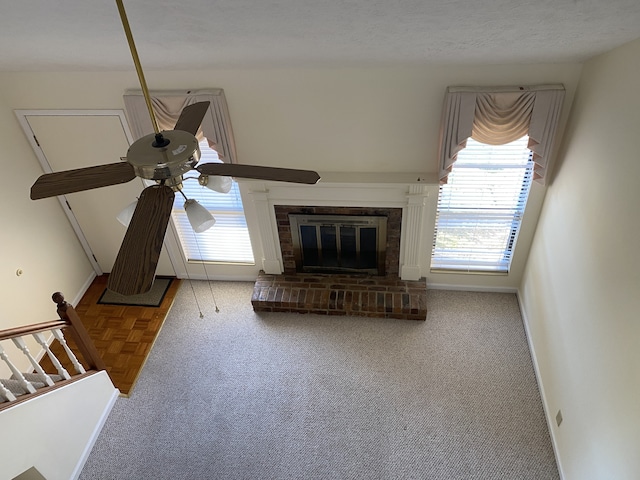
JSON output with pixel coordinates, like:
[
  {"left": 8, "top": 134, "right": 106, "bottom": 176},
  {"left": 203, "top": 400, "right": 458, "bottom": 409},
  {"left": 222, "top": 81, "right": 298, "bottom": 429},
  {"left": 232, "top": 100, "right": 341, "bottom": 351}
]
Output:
[
  {"left": 431, "top": 135, "right": 533, "bottom": 273},
  {"left": 172, "top": 140, "right": 255, "bottom": 264},
  {"left": 433, "top": 85, "right": 565, "bottom": 274}
]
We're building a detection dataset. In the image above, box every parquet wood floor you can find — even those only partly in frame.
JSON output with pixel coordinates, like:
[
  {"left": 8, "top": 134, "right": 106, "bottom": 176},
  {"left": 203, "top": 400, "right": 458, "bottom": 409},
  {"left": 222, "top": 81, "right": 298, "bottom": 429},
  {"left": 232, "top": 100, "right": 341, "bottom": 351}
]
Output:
[{"left": 40, "top": 274, "right": 180, "bottom": 396}]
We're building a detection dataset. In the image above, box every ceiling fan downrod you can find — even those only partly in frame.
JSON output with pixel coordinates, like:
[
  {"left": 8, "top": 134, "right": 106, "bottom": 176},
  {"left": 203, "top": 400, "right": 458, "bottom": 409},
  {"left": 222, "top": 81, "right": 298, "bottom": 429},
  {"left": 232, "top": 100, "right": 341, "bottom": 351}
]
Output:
[
  {"left": 152, "top": 132, "right": 170, "bottom": 148},
  {"left": 115, "top": 0, "right": 160, "bottom": 135}
]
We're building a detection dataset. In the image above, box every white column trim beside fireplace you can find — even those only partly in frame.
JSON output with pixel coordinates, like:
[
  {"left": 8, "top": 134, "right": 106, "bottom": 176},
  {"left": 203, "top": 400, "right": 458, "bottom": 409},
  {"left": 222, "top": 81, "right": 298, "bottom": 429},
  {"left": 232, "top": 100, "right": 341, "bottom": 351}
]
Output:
[
  {"left": 248, "top": 190, "right": 284, "bottom": 273},
  {"left": 243, "top": 173, "right": 438, "bottom": 280},
  {"left": 401, "top": 184, "right": 429, "bottom": 280}
]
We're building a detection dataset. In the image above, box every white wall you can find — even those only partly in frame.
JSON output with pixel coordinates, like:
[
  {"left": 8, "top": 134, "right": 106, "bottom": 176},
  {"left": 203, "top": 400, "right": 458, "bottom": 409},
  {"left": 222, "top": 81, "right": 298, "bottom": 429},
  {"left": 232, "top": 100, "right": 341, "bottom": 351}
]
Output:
[
  {"left": 520, "top": 38, "right": 640, "bottom": 479},
  {"left": 0, "top": 371, "right": 118, "bottom": 480}
]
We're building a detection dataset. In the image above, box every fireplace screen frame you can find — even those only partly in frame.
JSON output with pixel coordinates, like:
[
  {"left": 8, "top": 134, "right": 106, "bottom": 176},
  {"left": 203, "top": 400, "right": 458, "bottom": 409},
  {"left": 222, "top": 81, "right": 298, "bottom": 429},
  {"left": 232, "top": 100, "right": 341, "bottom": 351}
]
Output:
[{"left": 289, "top": 214, "right": 387, "bottom": 275}]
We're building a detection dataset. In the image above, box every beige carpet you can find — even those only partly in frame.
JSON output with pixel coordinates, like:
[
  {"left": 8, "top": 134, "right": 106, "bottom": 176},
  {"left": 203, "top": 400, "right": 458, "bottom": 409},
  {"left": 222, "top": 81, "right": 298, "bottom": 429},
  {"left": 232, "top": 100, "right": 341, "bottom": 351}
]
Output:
[{"left": 80, "top": 281, "right": 558, "bottom": 480}]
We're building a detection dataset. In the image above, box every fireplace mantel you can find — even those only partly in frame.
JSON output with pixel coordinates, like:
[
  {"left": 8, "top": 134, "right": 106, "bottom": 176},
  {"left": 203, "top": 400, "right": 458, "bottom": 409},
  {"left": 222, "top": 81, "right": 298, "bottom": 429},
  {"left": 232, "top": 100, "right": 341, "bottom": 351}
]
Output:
[{"left": 244, "top": 172, "right": 438, "bottom": 281}]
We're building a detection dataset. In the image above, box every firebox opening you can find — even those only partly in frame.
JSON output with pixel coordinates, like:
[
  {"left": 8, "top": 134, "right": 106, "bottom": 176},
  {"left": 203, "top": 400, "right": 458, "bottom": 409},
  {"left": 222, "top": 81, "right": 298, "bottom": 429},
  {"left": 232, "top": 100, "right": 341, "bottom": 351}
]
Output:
[{"left": 289, "top": 214, "right": 387, "bottom": 275}]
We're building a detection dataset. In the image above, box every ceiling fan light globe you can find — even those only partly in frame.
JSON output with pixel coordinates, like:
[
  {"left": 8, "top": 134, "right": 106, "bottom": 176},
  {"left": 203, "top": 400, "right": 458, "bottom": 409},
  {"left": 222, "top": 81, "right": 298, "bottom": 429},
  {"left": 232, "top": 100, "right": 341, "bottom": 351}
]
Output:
[
  {"left": 116, "top": 199, "right": 138, "bottom": 227},
  {"left": 205, "top": 175, "right": 233, "bottom": 194},
  {"left": 184, "top": 199, "right": 216, "bottom": 233}
]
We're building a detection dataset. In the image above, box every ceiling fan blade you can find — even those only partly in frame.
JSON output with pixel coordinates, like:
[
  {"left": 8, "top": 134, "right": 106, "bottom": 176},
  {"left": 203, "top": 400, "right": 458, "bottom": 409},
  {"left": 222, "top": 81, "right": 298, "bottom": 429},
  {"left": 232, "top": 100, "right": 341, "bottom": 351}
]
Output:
[
  {"left": 173, "top": 101, "right": 210, "bottom": 136},
  {"left": 107, "top": 185, "right": 175, "bottom": 296},
  {"left": 30, "top": 162, "right": 136, "bottom": 200},
  {"left": 196, "top": 163, "right": 321, "bottom": 185}
]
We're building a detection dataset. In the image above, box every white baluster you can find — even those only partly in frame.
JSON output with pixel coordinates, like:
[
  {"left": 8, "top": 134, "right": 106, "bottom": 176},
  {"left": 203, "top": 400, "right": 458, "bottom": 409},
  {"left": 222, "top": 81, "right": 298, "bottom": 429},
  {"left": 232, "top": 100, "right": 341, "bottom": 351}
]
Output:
[
  {"left": 51, "top": 329, "right": 86, "bottom": 374},
  {"left": 12, "top": 337, "right": 54, "bottom": 386},
  {"left": 0, "top": 343, "right": 36, "bottom": 394},
  {"left": 32, "top": 332, "right": 71, "bottom": 380},
  {"left": 0, "top": 380, "right": 17, "bottom": 402}
]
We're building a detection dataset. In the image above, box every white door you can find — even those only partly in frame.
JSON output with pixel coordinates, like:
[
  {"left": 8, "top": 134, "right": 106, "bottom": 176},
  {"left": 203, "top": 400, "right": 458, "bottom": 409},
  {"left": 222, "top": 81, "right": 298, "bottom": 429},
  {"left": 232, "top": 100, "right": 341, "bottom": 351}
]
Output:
[{"left": 19, "top": 111, "right": 175, "bottom": 276}]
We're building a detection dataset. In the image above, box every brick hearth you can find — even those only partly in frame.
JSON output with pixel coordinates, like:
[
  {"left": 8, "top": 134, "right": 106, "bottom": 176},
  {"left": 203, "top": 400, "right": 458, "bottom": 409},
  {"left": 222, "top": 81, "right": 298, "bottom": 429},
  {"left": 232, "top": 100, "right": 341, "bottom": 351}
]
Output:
[{"left": 251, "top": 271, "right": 427, "bottom": 321}]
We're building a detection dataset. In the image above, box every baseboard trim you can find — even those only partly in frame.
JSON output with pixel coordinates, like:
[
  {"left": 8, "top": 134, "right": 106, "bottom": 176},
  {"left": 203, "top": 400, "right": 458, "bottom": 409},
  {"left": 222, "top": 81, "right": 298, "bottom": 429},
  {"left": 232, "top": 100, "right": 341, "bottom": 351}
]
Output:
[
  {"left": 427, "top": 282, "right": 517, "bottom": 293},
  {"left": 177, "top": 274, "right": 258, "bottom": 282},
  {"left": 72, "top": 271, "right": 97, "bottom": 306},
  {"left": 70, "top": 384, "right": 120, "bottom": 480},
  {"left": 516, "top": 289, "right": 565, "bottom": 480}
]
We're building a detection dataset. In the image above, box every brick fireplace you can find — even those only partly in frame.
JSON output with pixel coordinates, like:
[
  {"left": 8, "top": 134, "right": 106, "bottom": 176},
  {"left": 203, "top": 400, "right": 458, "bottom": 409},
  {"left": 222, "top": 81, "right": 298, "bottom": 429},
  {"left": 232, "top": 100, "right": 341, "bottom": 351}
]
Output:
[
  {"left": 251, "top": 204, "right": 427, "bottom": 320},
  {"left": 246, "top": 173, "right": 435, "bottom": 320}
]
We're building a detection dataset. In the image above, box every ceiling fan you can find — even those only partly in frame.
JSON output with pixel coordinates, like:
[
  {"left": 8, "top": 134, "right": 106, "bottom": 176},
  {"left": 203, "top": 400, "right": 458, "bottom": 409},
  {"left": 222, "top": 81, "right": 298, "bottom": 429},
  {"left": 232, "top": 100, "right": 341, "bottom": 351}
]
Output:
[{"left": 30, "top": 0, "right": 320, "bottom": 296}]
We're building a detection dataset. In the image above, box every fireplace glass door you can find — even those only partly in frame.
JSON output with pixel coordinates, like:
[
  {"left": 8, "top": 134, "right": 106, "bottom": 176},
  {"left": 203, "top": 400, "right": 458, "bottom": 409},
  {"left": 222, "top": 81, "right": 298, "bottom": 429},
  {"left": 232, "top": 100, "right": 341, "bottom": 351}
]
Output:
[{"left": 290, "top": 214, "right": 387, "bottom": 275}]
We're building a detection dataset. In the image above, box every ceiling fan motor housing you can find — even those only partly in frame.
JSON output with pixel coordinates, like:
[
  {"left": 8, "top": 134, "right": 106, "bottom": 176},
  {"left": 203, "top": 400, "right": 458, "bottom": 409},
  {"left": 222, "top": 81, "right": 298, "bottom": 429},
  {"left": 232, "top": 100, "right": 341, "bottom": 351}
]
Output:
[{"left": 126, "top": 130, "right": 200, "bottom": 181}]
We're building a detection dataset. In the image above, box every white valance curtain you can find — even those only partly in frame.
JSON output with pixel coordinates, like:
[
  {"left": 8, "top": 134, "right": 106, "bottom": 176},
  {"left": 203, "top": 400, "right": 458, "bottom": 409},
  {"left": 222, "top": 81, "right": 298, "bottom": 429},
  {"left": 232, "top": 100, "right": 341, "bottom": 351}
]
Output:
[
  {"left": 438, "top": 85, "right": 565, "bottom": 184},
  {"left": 123, "top": 89, "right": 237, "bottom": 164}
]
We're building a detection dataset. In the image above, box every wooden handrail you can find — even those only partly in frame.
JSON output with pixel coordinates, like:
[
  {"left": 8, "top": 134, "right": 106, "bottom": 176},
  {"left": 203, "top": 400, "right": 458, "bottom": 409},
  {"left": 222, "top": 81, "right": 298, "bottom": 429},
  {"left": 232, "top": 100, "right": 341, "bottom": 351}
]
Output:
[
  {"left": 0, "top": 320, "right": 68, "bottom": 341},
  {"left": 52, "top": 292, "right": 107, "bottom": 372}
]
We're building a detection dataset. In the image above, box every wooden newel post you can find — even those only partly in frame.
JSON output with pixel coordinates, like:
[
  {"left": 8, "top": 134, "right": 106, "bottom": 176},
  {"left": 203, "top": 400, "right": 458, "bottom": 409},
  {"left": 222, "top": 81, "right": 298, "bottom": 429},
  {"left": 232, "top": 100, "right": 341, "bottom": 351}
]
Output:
[{"left": 52, "top": 292, "right": 107, "bottom": 372}]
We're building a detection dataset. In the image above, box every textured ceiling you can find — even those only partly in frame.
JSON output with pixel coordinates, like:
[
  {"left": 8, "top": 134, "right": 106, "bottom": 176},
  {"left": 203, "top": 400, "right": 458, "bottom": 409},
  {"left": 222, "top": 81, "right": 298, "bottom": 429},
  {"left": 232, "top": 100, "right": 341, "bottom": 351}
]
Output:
[{"left": 1, "top": 0, "right": 640, "bottom": 71}]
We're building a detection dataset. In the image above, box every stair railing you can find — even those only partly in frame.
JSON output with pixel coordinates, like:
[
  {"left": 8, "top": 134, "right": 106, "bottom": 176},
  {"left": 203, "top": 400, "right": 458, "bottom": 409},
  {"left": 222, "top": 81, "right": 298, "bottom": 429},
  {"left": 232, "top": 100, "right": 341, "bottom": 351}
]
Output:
[{"left": 0, "top": 291, "right": 105, "bottom": 408}]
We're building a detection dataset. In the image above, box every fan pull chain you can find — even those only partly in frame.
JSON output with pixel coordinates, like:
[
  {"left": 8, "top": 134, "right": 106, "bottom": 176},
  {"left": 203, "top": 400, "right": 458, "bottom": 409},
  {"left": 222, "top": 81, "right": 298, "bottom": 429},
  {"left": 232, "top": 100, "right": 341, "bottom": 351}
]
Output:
[
  {"left": 176, "top": 188, "right": 215, "bottom": 317},
  {"left": 171, "top": 214, "right": 205, "bottom": 319},
  {"left": 186, "top": 274, "right": 205, "bottom": 319},
  {"left": 193, "top": 231, "right": 220, "bottom": 313},
  {"left": 172, "top": 242, "right": 204, "bottom": 319}
]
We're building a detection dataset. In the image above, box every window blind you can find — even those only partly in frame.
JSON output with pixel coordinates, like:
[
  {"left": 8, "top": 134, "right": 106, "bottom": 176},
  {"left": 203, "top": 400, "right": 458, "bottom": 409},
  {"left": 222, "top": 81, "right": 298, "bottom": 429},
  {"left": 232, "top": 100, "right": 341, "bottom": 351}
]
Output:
[
  {"left": 172, "top": 141, "right": 255, "bottom": 264},
  {"left": 431, "top": 136, "right": 533, "bottom": 273}
]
